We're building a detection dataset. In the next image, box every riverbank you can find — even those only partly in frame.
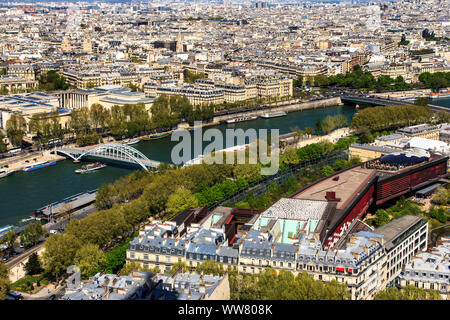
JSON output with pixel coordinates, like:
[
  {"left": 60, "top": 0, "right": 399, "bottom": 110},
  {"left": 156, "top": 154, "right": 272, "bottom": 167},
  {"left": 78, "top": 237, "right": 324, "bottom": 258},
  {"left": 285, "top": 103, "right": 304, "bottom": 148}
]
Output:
[
  {"left": 0, "top": 149, "right": 66, "bottom": 173},
  {"left": 0, "top": 103, "right": 357, "bottom": 227},
  {"left": 213, "top": 97, "right": 342, "bottom": 122},
  {"left": 293, "top": 127, "right": 352, "bottom": 148}
]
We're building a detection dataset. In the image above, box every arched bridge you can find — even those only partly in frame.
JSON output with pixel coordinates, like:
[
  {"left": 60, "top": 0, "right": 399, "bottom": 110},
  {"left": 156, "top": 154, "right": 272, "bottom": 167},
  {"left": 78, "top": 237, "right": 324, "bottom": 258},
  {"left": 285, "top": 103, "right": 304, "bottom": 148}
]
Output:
[{"left": 57, "top": 143, "right": 160, "bottom": 171}]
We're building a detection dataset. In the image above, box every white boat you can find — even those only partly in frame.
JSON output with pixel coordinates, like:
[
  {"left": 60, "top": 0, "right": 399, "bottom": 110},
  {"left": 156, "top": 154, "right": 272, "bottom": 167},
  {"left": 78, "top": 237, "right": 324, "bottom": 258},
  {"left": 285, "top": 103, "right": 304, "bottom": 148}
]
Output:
[
  {"left": 0, "top": 169, "right": 13, "bottom": 178},
  {"left": 260, "top": 111, "right": 287, "bottom": 119},
  {"left": 226, "top": 115, "right": 258, "bottom": 124},
  {"left": 123, "top": 138, "right": 140, "bottom": 145},
  {"left": 75, "top": 162, "right": 106, "bottom": 174},
  {"left": 183, "top": 144, "right": 249, "bottom": 167}
]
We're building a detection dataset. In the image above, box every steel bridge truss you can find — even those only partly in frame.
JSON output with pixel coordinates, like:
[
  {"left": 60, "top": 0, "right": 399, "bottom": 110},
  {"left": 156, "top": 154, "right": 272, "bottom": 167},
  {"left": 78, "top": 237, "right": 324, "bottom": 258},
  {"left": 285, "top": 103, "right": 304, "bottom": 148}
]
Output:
[{"left": 58, "top": 143, "right": 154, "bottom": 171}]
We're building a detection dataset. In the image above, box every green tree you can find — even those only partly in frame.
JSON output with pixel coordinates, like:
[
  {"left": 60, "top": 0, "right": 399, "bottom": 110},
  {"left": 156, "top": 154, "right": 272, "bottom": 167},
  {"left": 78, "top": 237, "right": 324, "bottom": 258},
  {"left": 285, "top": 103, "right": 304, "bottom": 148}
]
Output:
[
  {"left": 435, "top": 110, "right": 450, "bottom": 123},
  {"left": 315, "top": 118, "right": 323, "bottom": 135},
  {"left": 5, "top": 114, "right": 27, "bottom": 146},
  {"left": 293, "top": 75, "right": 304, "bottom": 87},
  {"left": 70, "top": 107, "right": 91, "bottom": 136},
  {"left": 0, "top": 131, "right": 6, "bottom": 153},
  {"left": 74, "top": 243, "right": 106, "bottom": 276},
  {"left": 195, "top": 260, "right": 224, "bottom": 276},
  {"left": 89, "top": 103, "right": 109, "bottom": 133},
  {"left": 304, "top": 127, "right": 314, "bottom": 136},
  {"left": 358, "top": 127, "right": 374, "bottom": 144},
  {"left": 431, "top": 186, "right": 449, "bottom": 206},
  {"left": 24, "top": 252, "right": 43, "bottom": 275},
  {"left": 374, "top": 209, "right": 390, "bottom": 227},
  {"left": 314, "top": 74, "right": 330, "bottom": 87},
  {"left": 104, "top": 240, "right": 130, "bottom": 274},
  {"left": 168, "top": 261, "right": 190, "bottom": 275},
  {"left": 95, "top": 184, "right": 117, "bottom": 210},
  {"left": 38, "top": 70, "right": 69, "bottom": 91},
  {"left": 0, "top": 262, "right": 10, "bottom": 300},
  {"left": 414, "top": 97, "right": 428, "bottom": 107},
  {"left": 321, "top": 165, "right": 334, "bottom": 177},
  {"left": 42, "top": 233, "right": 82, "bottom": 279},
  {"left": 233, "top": 164, "right": 261, "bottom": 183},
  {"left": 183, "top": 69, "right": 208, "bottom": 84},
  {"left": 1, "top": 229, "right": 17, "bottom": 250},
  {"left": 20, "top": 221, "right": 44, "bottom": 248},
  {"left": 166, "top": 187, "right": 199, "bottom": 215}
]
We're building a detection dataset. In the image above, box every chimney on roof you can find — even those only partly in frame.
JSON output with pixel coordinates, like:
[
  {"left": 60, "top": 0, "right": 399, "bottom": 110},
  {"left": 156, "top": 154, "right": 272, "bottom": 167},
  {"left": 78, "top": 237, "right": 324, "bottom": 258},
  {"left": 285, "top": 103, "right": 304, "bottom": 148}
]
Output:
[{"left": 325, "top": 191, "right": 341, "bottom": 202}]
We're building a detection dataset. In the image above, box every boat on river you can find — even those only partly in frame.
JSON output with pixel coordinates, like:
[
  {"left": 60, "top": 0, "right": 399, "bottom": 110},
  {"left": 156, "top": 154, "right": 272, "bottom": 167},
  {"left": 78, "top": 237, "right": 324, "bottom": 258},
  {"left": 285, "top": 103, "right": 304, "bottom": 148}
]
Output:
[
  {"left": 75, "top": 162, "right": 106, "bottom": 174},
  {"left": 260, "top": 111, "right": 287, "bottom": 119},
  {"left": 123, "top": 138, "right": 141, "bottom": 145},
  {"left": 142, "top": 132, "right": 171, "bottom": 141},
  {"left": 22, "top": 161, "right": 56, "bottom": 172}
]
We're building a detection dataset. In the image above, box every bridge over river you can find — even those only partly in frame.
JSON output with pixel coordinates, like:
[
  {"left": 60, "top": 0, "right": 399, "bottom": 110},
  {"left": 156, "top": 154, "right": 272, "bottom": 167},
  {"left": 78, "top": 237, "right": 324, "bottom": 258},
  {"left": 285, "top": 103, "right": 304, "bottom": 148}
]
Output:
[
  {"left": 56, "top": 143, "right": 160, "bottom": 171},
  {"left": 341, "top": 95, "right": 449, "bottom": 113}
]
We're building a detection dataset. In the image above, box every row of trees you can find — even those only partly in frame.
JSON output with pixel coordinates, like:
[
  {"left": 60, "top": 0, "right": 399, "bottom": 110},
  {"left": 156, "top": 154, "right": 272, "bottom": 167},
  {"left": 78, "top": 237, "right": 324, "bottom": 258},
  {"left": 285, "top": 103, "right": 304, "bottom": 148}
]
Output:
[
  {"left": 5, "top": 114, "right": 27, "bottom": 147},
  {"left": 150, "top": 94, "right": 214, "bottom": 129},
  {"left": 230, "top": 268, "right": 350, "bottom": 300},
  {"left": 194, "top": 177, "right": 249, "bottom": 207},
  {"left": 306, "top": 66, "right": 449, "bottom": 92},
  {"left": 0, "top": 132, "right": 7, "bottom": 153},
  {"left": 374, "top": 285, "right": 441, "bottom": 300},
  {"left": 418, "top": 72, "right": 450, "bottom": 91},
  {"left": 1, "top": 94, "right": 216, "bottom": 149},
  {"left": 0, "top": 221, "right": 45, "bottom": 251},
  {"left": 296, "top": 66, "right": 449, "bottom": 92},
  {"left": 29, "top": 110, "right": 64, "bottom": 148},
  {"left": 0, "top": 262, "right": 10, "bottom": 300},
  {"left": 37, "top": 70, "right": 70, "bottom": 91},
  {"left": 312, "top": 65, "right": 414, "bottom": 92},
  {"left": 350, "top": 105, "right": 431, "bottom": 132},
  {"left": 315, "top": 114, "right": 348, "bottom": 134},
  {"left": 183, "top": 69, "right": 208, "bottom": 84},
  {"left": 166, "top": 261, "right": 350, "bottom": 300}
]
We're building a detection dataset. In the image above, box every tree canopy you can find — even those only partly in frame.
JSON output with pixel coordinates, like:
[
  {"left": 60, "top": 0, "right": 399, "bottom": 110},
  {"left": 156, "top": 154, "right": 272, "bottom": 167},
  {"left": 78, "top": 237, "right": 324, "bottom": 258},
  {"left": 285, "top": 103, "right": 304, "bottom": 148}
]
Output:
[{"left": 374, "top": 285, "right": 441, "bottom": 300}]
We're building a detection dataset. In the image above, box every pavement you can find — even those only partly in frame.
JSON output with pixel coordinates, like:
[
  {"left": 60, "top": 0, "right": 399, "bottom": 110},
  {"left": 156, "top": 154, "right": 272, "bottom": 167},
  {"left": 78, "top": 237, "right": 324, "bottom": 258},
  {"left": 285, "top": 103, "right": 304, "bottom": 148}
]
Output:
[
  {"left": 5, "top": 204, "right": 97, "bottom": 282},
  {"left": 0, "top": 149, "right": 65, "bottom": 172},
  {"left": 294, "top": 127, "right": 352, "bottom": 149}
]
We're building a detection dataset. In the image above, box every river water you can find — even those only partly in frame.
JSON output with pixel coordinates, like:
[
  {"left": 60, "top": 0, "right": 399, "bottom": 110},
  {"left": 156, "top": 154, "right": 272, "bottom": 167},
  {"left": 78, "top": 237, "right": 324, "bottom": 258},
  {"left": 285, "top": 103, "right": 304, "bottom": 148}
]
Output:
[{"left": 0, "top": 98, "right": 448, "bottom": 227}]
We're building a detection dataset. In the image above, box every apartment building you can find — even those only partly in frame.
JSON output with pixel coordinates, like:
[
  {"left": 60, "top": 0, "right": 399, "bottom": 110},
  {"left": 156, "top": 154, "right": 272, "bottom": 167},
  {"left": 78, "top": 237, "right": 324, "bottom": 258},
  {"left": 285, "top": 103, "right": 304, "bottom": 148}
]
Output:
[
  {"left": 0, "top": 75, "right": 38, "bottom": 92},
  {"left": 397, "top": 123, "right": 446, "bottom": 140},
  {"left": 62, "top": 270, "right": 230, "bottom": 300},
  {"left": 373, "top": 215, "right": 428, "bottom": 287},
  {"left": 7, "top": 64, "right": 35, "bottom": 80},
  {"left": 349, "top": 144, "right": 397, "bottom": 162},
  {"left": 398, "top": 237, "right": 449, "bottom": 299},
  {"left": 155, "top": 86, "right": 224, "bottom": 106},
  {"left": 0, "top": 93, "right": 70, "bottom": 133},
  {"left": 126, "top": 197, "right": 431, "bottom": 300},
  {"left": 62, "top": 69, "right": 139, "bottom": 89},
  {"left": 256, "top": 77, "right": 293, "bottom": 98}
]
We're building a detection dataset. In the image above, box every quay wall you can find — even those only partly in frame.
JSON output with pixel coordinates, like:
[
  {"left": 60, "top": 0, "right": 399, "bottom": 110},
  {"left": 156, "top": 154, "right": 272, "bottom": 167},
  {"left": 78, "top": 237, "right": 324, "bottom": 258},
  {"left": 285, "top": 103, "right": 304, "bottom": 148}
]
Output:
[{"left": 213, "top": 97, "right": 343, "bottom": 122}]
